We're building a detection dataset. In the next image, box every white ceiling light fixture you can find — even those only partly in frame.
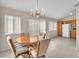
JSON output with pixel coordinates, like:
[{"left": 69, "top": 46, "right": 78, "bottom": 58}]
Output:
[
  {"left": 31, "top": 0, "right": 46, "bottom": 18},
  {"left": 69, "top": 8, "right": 76, "bottom": 16},
  {"left": 69, "top": 12, "right": 73, "bottom": 15}
]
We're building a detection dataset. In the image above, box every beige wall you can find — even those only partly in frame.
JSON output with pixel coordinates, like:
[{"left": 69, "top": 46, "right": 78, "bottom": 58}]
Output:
[
  {"left": 76, "top": 5, "right": 79, "bottom": 50},
  {"left": 0, "top": 6, "right": 30, "bottom": 52},
  {"left": 0, "top": 6, "right": 57, "bottom": 52}
]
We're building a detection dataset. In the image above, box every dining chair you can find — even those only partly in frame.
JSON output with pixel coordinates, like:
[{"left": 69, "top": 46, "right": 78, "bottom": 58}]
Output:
[
  {"left": 7, "top": 35, "right": 29, "bottom": 58},
  {"left": 30, "top": 39, "right": 50, "bottom": 58}
]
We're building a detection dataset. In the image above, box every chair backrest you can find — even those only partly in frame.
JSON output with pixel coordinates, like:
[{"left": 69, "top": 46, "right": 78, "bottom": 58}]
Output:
[
  {"left": 7, "top": 36, "right": 16, "bottom": 56},
  {"left": 37, "top": 39, "right": 50, "bottom": 57}
]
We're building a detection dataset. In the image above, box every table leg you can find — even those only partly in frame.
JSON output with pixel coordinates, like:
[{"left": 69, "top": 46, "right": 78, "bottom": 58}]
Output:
[{"left": 29, "top": 46, "right": 31, "bottom": 58}]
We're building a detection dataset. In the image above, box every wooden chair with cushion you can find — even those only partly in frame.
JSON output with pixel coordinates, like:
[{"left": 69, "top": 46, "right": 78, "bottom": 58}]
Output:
[
  {"left": 7, "top": 36, "right": 29, "bottom": 58},
  {"left": 30, "top": 39, "right": 50, "bottom": 58}
]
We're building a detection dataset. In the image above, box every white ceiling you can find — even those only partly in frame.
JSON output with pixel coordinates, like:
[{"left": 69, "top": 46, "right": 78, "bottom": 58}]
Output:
[{"left": 0, "top": 0, "right": 79, "bottom": 19}]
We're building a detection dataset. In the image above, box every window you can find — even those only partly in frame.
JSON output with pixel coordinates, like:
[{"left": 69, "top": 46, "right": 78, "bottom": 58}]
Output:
[
  {"left": 28, "top": 19, "right": 46, "bottom": 35},
  {"left": 48, "top": 21, "right": 57, "bottom": 31},
  {"left": 48, "top": 21, "right": 54, "bottom": 31},
  {"left": 4, "top": 15, "right": 13, "bottom": 34},
  {"left": 4, "top": 15, "right": 21, "bottom": 34},
  {"left": 28, "top": 19, "right": 39, "bottom": 35},
  {"left": 39, "top": 20, "right": 46, "bottom": 33},
  {"left": 53, "top": 22, "right": 57, "bottom": 30},
  {"left": 14, "top": 16, "right": 21, "bottom": 33}
]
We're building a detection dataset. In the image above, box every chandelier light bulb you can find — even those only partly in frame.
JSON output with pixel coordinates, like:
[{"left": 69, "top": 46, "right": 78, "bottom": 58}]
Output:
[{"left": 31, "top": 0, "right": 45, "bottom": 17}]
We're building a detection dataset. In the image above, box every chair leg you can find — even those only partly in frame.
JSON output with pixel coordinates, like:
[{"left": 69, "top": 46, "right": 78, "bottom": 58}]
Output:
[
  {"left": 39, "top": 55, "right": 45, "bottom": 58},
  {"left": 28, "top": 48, "right": 30, "bottom": 58},
  {"left": 43, "top": 55, "right": 45, "bottom": 58},
  {"left": 14, "top": 55, "right": 18, "bottom": 58},
  {"left": 14, "top": 55, "right": 19, "bottom": 58},
  {"left": 14, "top": 51, "right": 30, "bottom": 58},
  {"left": 14, "top": 54, "right": 21, "bottom": 58},
  {"left": 22, "top": 54, "right": 25, "bottom": 58},
  {"left": 14, "top": 56, "right": 18, "bottom": 58}
]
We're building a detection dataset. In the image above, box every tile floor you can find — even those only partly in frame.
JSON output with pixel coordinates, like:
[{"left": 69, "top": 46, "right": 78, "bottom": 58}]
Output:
[{"left": 0, "top": 37, "right": 79, "bottom": 58}]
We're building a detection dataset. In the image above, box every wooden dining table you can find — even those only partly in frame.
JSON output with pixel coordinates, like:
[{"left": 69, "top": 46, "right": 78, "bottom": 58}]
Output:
[{"left": 16, "top": 35, "right": 43, "bottom": 57}]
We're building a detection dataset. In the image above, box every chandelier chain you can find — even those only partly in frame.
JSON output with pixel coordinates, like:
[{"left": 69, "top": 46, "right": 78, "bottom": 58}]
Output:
[{"left": 37, "top": 0, "right": 38, "bottom": 9}]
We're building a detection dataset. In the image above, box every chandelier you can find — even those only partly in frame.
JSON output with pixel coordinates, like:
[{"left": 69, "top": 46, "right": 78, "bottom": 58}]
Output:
[{"left": 31, "top": 0, "right": 45, "bottom": 18}]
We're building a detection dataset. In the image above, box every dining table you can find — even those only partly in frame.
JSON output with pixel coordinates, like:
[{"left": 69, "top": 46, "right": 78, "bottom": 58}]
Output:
[{"left": 16, "top": 35, "right": 43, "bottom": 57}]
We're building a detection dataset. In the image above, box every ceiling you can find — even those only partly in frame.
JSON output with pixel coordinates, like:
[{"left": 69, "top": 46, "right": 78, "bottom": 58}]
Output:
[{"left": 0, "top": 0, "right": 79, "bottom": 19}]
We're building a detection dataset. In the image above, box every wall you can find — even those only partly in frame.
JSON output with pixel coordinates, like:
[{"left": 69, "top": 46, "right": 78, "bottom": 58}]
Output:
[
  {"left": 47, "top": 20, "right": 57, "bottom": 39},
  {"left": 0, "top": 6, "right": 57, "bottom": 52},
  {"left": 76, "top": 5, "right": 79, "bottom": 50},
  {"left": 0, "top": 6, "right": 30, "bottom": 52},
  {"left": 58, "top": 9, "right": 76, "bottom": 37},
  {"left": 60, "top": 10, "right": 76, "bottom": 21},
  {"left": 0, "top": 0, "right": 75, "bottom": 19}
]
